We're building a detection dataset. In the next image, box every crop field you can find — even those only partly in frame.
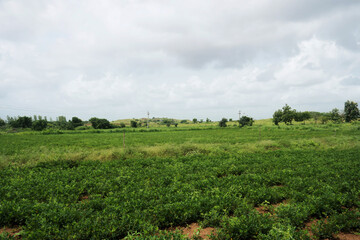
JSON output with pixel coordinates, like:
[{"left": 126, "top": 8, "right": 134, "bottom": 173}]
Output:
[{"left": 1, "top": 123, "right": 360, "bottom": 239}]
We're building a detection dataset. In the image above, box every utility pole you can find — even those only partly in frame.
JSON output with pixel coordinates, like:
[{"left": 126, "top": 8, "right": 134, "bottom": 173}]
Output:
[
  {"left": 238, "top": 110, "right": 241, "bottom": 121},
  {"left": 147, "top": 111, "right": 150, "bottom": 128}
]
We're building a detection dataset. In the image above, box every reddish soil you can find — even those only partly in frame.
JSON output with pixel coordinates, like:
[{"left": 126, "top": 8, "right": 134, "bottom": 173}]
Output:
[
  {"left": 0, "top": 226, "right": 22, "bottom": 239},
  {"left": 335, "top": 233, "right": 360, "bottom": 240},
  {"left": 303, "top": 218, "right": 330, "bottom": 238},
  {"left": 255, "top": 199, "right": 288, "bottom": 214},
  {"left": 303, "top": 218, "right": 319, "bottom": 237},
  {"left": 169, "top": 223, "right": 216, "bottom": 239}
]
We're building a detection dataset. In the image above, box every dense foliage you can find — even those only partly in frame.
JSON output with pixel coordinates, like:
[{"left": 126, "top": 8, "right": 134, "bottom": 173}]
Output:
[
  {"left": 238, "top": 116, "right": 254, "bottom": 127},
  {"left": 344, "top": 100, "right": 360, "bottom": 122},
  {"left": 218, "top": 118, "right": 228, "bottom": 127},
  {"left": 9, "top": 116, "right": 32, "bottom": 128},
  {"left": 89, "top": 117, "right": 111, "bottom": 129},
  {"left": 0, "top": 118, "right": 5, "bottom": 127},
  {"left": 31, "top": 120, "right": 47, "bottom": 131}
]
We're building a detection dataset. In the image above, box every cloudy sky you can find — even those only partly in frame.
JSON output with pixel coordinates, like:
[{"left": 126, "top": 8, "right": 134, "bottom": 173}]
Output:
[{"left": 1, "top": 0, "right": 360, "bottom": 121}]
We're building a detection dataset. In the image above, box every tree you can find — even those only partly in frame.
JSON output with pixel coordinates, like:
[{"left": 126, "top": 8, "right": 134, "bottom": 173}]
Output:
[
  {"left": 294, "top": 111, "right": 311, "bottom": 124},
  {"left": 119, "top": 123, "right": 126, "bottom": 128},
  {"left": 193, "top": 118, "right": 198, "bottom": 124},
  {"left": 219, "top": 118, "right": 228, "bottom": 127},
  {"left": 174, "top": 123, "right": 178, "bottom": 127},
  {"left": 239, "top": 116, "right": 254, "bottom": 127},
  {"left": 57, "top": 116, "right": 67, "bottom": 122},
  {"left": 206, "top": 118, "right": 211, "bottom": 123},
  {"left": 272, "top": 110, "right": 283, "bottom": 125},
  {"left": 0, "top": 118, "right": 5, "bottom": 127},
  {"left": 10, "top": 116, "right": 32, "bottom": 128},
  {"left": 301, "top": 112, "right": 311, "bottom": 124},
  {"left": 130, "top": 120, "right": 138, "bottom": 128},
  {"left": 71, "top": 117, "right": 83, "bottom": 127},
  {"left": 281, "top": 104, "right": 295, "bottom": 125},
  {"left": 89, "top": 117, "right": 111, "bottom": 129},
  {"left": 321, "top": 114, "right": 330, "bottom": 124},
  {"left": 329, "top": 108, "right": 342, "bottom": 123},
  {"left": 344, "top": 100, "right": 360, "bottom": 122},
  {"left": 32, "top": 120, "right": 47, "bottom": 131}
]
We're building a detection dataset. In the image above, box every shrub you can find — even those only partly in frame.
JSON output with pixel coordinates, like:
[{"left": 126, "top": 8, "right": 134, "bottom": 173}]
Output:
[
  {"left": 239, "top": 116, "right": 254, "bottom": 127},
  {"left": 219, "top": 118, "right": 228, "bottom": 127},
  {"left": 71, "top": 117, "right": 83, "bottom": 127},
  {"left": 9, "top": 116, "right": 32, "bottom": 128},
  {"left": 130, "top": 120, "right": 138, "bottom": 128},
  {"left": 32, "top": 120, "right": 47, "bottom": 131},
  {"left": 89, "top": 118, "right": 111, "bottom": 129}
]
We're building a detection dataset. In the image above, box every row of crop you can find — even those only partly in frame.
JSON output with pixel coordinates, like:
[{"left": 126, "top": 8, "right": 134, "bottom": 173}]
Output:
[{"left": 1, "top": 149, "right": 359, "bottom": 239}]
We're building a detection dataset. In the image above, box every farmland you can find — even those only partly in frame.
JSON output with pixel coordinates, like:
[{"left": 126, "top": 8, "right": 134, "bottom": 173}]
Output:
[{"left": 1, "top": 122, "right": 360, "bottom": 239}]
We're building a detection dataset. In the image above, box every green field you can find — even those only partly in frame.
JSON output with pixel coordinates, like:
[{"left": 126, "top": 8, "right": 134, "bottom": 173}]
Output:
[{"left": 1, "top": 123, "right": 360, "bottom": 239}]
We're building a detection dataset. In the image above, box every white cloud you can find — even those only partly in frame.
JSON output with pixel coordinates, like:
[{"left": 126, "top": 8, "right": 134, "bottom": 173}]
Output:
[{"left": 0, "top": 0, "right": 360, "bottom": 120}]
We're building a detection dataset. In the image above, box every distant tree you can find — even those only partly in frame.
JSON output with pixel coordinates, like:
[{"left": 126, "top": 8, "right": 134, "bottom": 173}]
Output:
[
  {"left": 239, "top": 116, "right": 254, "bottom": 127},
  {"left": 166, "top": 122, "right": 171, "bottom": 127},
  {"left": 71, "top": 117, "right": 83, "bottom": 127},
  {"left": 7, "top": 116, "right": 14, "bottom": 124},
  {"left": 344, "top": 100, "right": 360, "bottom": 122},
  {"left": 294, "top": 111, "right": 311, "bottom": 124},
  {"left": 193, "top": 118, "right": 198, "bottom": 124},
  {"left": 90, "top": 117, "right": 112, "bottom": 129},
  {"left": 0, "top": 118, "right": 5, "bottom": 127},
  {"left": 130, "top": 120, "right": 138, "bottom": 128},
  {"left": 57, "top": 116, "right": 67, "bottom": 122},
  {"left": 206, "top": 118, "right": 211, "bottom": 123},
  {"left": 174, "top": 123, "right": 178, "bottom": 127},
  {"left": 32, "top": 120, "right": 47, "bottom": 131},
  {"left": 329, "top": 108, "right": 342, "bottom": 123},
  {"left": 162, "top": 119, "right": 174, "bottom": 125},
  {"left": 10, "top": 116, "right": 32, "bottom": 128},
  {"left": 321, "top": 114, "right": 330, "bottom": 124},
  {"left": 119, "top": 123, "right": 126, "bottom": 128},
  {"left": 219, "top": 118, "right": 228, "bottom": 127},
  {"left": 272, "top": 109, "right": 283, "bottom": 125},
  {"left": 199, "top": 119, "right": 203, "bottom": 123},
  {"left": 302, "top": 112, "right": 311, "bottom": 123},
  {"left": 281, "top": 104, "right": 295, "bottom": 125},
  {"left": 180, "top": 120, "right": 188, "bottom": 124},
  {"left": 229, "top": 118, "right": 233, "bottom": 122}
]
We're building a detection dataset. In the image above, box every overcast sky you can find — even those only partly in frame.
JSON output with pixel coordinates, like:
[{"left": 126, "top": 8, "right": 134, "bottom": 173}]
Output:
[{"left": 1, "top": 0, "right": 360, "bottom": 121}]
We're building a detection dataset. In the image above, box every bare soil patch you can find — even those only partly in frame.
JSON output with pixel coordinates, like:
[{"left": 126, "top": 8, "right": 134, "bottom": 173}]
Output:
[
  {"left": 169, "top": 223, "right": 216, "bottom": 239},
  {"left": 335, "top": 233, "right": 360, "bottom": 240},
  {"left": 0, "top": 226, "right": 22, "bottom": 239},
  {"left": 303, "top": 218, "right": 330, "bottom": 238},
  {"left": 303, "top": 218, "right": 319, "bottom": 237},
  {"left": 255, "top": 199, "right": 288, "bottom": 214}
]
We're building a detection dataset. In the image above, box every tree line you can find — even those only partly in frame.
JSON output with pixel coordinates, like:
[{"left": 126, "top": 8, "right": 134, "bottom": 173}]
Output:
[
  {"left": 1, "top": 100, "right": 358, "bottom": 131},
  {"left": 272, "top": 100, "right": 360, "bottom": 125}
]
